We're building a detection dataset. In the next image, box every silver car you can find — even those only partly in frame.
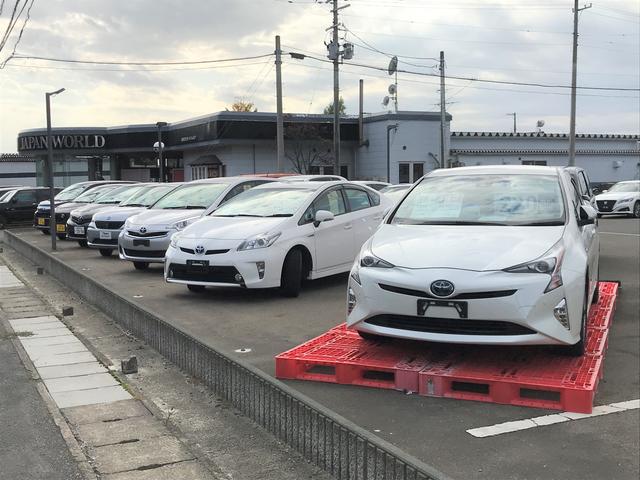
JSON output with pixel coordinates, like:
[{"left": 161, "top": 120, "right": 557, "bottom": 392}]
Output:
[
  {"left": 118, "top": 177, "right": 276, "bottom": 270},
  {"left": 86, "top": 183, "right": 181, "bottom": 256}
]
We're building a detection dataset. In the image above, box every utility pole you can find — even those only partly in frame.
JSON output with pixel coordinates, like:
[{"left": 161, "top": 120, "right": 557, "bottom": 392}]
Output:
[
  {"left": 275, "top": 35, "right": 284, "bottom": 172},
  {"left": 156, "top": 122, "right": 167, "bottom": 182},
  {"left": 45, "top": 87, "right": 65, "bottom": 251},
  {"left": 439, "top": 51, "right": 447, "bottom": 169},
  {"left": 331, "top": 0, "right": 341, "bottom": 175},
  {"left": 568, "top": 0, "right": 592, "bottom": 166},
  {"left": 506, "top": 112, "right": 517, "bottom": 133}
]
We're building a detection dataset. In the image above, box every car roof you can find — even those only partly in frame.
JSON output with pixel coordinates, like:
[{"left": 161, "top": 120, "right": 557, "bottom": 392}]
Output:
[
  {"left": 279, "top": 175, "right": 347, "bottom": 182},
  {"left": 429, "top": 165, "right": 561, "bottom": 176},
  {"left": 189, "top": 176, "right": 278, "bottom": 185},
  {"left": 614, "top": 180, "right": 639, "bottom": 184},
  {"left": 251, "top": 180, "right": 345, "bottom": 191}
]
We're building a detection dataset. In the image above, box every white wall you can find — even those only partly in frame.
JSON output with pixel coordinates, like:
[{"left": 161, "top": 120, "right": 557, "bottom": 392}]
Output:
[{"left": 0, "top": 162, "right": 37, "bottom": 186}]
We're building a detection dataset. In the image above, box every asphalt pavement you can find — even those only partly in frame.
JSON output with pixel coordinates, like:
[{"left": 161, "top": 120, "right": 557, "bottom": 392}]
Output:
[
  {"left": 7, "top": 216, "right": 640, "bottom": 480},
  {"left": 0, "top": 322, "right": 83, "bottom": 480}
]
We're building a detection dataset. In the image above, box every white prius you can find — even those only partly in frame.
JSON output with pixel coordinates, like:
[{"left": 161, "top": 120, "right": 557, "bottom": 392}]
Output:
[
  {"left": 347, "top": 166, "right": 600, "bottom": 356},
  {"left": 165, "top": 181, "right": 391, "bottom": 296}
]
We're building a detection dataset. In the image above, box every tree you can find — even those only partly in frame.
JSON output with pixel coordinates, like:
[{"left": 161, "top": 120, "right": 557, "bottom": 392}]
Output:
[
  {"left": 323, "top": 97, "right": 346, "bottom": 115},
  {"left": 227, "top": 101, "right": 257, "bottom": 112},
  {"left": 284, "top": 121, "right": 333, "bottom": 174}
]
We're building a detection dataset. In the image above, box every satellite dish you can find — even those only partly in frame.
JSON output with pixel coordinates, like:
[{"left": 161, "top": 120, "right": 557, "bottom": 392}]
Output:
[
  {"left": 388, "top": 56, "right": 398, "bottom": 76},
  {"left": 388, "top": 84, "right": 397, "bottom": 95},
  {"left": 536, "top": 120, "right": 545, "bottom": 128},
  {"left": 382, "top": 96, "right": 390, "bottom": 106}
]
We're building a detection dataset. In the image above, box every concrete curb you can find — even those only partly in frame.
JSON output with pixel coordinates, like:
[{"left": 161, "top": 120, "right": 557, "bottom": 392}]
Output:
[{"left": 4, "top": 230, "right": 451, "bottom": 480}]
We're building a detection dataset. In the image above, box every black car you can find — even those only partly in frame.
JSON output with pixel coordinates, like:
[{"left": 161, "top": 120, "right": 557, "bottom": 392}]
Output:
[
  {"left": 0, "top": 187, "right": 59, "bottom": 229},
  {"left": 34, "top": 180, "right": 135, "bottom": 234}
]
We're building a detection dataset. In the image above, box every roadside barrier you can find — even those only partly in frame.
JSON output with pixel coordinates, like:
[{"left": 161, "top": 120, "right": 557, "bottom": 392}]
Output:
[{"left": 4, "top": 231, "right": 449, "bottom": 480}]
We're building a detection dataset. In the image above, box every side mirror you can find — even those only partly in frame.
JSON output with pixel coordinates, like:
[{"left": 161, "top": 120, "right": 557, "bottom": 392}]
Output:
[
  {"left": 578, "top": 204, "right": 597, "bottom": 226},
  {"left": 581, "top": 194, "right": 591, "bottom": 202},
  {"left": 313, "top": 209, "right": 334, "bottom": 227},
  {"left": 11, "top": 198, "right": 18, "bottom": 204}
]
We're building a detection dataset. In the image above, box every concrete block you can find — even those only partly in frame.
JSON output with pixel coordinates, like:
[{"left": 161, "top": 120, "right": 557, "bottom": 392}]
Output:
[
  {"left": 32, "top": 351, "right": 97, "bottom": 367},
  {"left": 9, "top": 321, "right": 65, "bottom": 332},
  {"left": 8, "top": 315, "right": 58, "bottom": 325},
  {"left": 21, "top": 341, "right": 87, "bottom": 357},
  {"left": 36, "top": 266, "right": 44, "bottom": 275},
  {"left": 19, "top": 335, "right": 83, "bottom": 347},
  {"left": 38, "top": 361, "right": 108, "bottom": 380},
  {"left": 62, "top": 306, "right": 74, "bottom": 316},
  {"left": 50, "top": 385, "right": 131, "bottom": 409},
  {"left": 27, "top": 327, "right": 72, "bottom": 338},
  {"left": 102, "top": 460, "right": 212, "bottom": 480},
  {"left": 63, "top": 399, "right": 150, "bottom": 425},
  {"left": 121, "top": 356, "right": 138, "bottom": 374},
  {"left": 75, "top": 415, "right": 167, "bottom": 447},
  {"left": 44, "top": 372, "right": 119, "bottom": 393},
  {"left": 91, "top": 436, "right": 194, "bottom": 474}
]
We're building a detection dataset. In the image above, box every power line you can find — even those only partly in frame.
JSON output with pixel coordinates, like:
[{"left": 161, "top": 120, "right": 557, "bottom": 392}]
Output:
[
  {"left": 289, "top": 52, "right": 640, "bottom": 92},
  {"left": 6, "top": 52, "right": 274, "bottom": 66},
  {"left": 1, "top": 0, "right": 35, "bottom": 67},
  {"left": 0, "top": 0, "right": 26, "bottom": 53},
  {"left": 4, "top": 59, "right": 271, "bottom": 72}
]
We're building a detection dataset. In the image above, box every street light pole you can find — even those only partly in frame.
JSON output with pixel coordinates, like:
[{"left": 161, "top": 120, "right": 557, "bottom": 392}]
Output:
[
  {"left": 45, "top": 88, "right": 65, "bottom": 251},
  {"left": 156, "top": 122, "right": 167, "bottom": 182},
  {"left": 386, "top": 124, "right": 398, "bottom": 183}
]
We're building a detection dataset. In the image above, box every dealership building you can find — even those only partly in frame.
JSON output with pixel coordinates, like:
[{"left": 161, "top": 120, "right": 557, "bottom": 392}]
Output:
[{"left": 8, "top": 110, "right": 640, "bottom": 187}]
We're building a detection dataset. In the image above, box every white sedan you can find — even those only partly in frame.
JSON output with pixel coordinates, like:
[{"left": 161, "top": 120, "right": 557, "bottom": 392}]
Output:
[
  {"left": 165, "top": 181, "right": 391, "bottom": 296},
  {"left": 347, "top": 166, "right": 599, "bottom": 356},
  {"left": 595, "top": 180, "right": 640, "bottom": 218}
]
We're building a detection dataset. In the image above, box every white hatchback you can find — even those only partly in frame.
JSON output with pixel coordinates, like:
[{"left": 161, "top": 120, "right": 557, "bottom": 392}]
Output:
[
  {"left": 165, "top": 181, "right": 391, "bottom": 296},
  {"left": 347, "top": 166, "right": 600, "bottom": 356}
]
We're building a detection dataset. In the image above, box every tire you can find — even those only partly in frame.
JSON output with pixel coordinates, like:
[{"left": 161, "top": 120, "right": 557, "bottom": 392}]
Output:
[
  {"left": 56, "top": 234, "right": 66, "bottom": 240},
  {"left": 99, "top": 249, "right": 112, "bottom": 257},
  {"left": 133, "top": 261, "right": 149, "bottom": 270},
  {"left": 42, "top": 229, "right": 50, "bottom": 235},
  {"left": 280, "top": 249, "right": 303, "bottom": 297},
  {"left": 596, "top": 213, "right": 602, "bottom": 219},
  {"left": 633, "top": 201, "right": 640, "bottom": 218},
  {"left": 0, "top": 215, "right": 7, "bottom": 230},
  {"left": 563, "top": 280, "right": 589, "bottom": 357},
  {"left": 78, "top": 240, "right": 88, "bottom": 248},
  {"left": 187, "top": 284, "right": 206, "bottom": 293}
]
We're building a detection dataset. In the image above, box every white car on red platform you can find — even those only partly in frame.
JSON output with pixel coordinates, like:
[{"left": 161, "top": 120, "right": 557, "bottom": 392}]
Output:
[
  {"left": 347, "top": 166, "right": 600, "bottom": 356},
  {"left": 165, "top": 181, "right": 391, "bottom": 296}
]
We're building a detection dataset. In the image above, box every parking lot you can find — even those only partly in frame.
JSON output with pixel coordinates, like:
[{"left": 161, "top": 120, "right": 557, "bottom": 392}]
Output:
[{"left": 9, "top": 216, "right": 640, "bottom": 480}]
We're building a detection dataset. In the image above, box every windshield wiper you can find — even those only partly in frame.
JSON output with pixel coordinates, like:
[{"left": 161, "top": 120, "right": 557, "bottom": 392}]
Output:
[
  {"left": 515, "top": 221, "right": 564, "bottom": 226},
  {"left": 214, "top": 214, "right": 264, "bottom": 217},
  {"left": 265, "top": 213, "right": 293, "bottom": 217},
  {"left": 407, "top": 220, "right": 510, "bottom": 226},
  {"left": 122, "top": 203, "right": 145, "bottom": 207},
  {"left": 184, "top": 205, "right": 206, "bottom": 209}
]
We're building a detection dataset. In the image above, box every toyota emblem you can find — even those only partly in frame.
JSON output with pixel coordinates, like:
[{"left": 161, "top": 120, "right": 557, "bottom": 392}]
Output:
[
  {"left": 430, "top": 280, "right": 455, "bottom": 297},
  {"left": 139, "top": 227, "right": 147, "bottom": 234},
  {"left": 195, "top": 245, "right": 205, "bottom": 255}
]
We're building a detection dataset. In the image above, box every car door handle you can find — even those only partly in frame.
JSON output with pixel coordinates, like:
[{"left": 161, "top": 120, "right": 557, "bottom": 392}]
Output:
[{"left": 344, "top": 223, "right": 353, "bottom": 230}]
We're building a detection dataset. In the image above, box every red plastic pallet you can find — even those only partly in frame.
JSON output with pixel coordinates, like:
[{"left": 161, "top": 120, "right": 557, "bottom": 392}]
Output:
[{"left": 275, "top": 282, "right": 618, "bottom": 413}]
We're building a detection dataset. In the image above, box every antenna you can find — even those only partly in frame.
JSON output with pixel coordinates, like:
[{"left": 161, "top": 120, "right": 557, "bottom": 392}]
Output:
[
  {"left": 387, "top": 56, "right": 398, "bottom": 76},
  {"left": 536, "top": 120, "right": 545, "bottom": 133},
  {"left": 382, "top": 96, "right": 390, "bottom": 107},
  {"left": 388, "top": 84, "right": 396, "bottom": 95},
  {"left": 385, "top": 56, "right": 398, "bottom": 113}
]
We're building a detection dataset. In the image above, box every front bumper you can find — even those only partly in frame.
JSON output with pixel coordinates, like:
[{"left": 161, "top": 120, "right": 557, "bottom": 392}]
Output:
[
  {"left": 596, "top": 200, "right": 633, "bottom": 215},
  {"left": 118, "top": 228, "right": 174, "bottom": 263},
  {"left": 34, "top": 211, "right": 49, "bottom": 230},
  {"left": 66, "top": 219, "right": 91, "bottom": 240},
  {"left": 347, "top": 266, "right": 582, "bottom": 346},
  {"left": 164, "top": 241, "right": 285, "bottom": 289},
  {"left": 87, "top": 226, "right": 121, "bottom": 249}
]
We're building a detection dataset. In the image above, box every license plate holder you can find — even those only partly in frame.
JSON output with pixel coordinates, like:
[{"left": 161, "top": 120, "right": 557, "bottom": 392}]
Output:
[
  {"left": 74, "top": 226, "right": 85, "bottom": 235},
  {"left": 133, "top": 239, "right": 150, "bottom": 247},
  {"left": 417, "top": 299, "right": 468, "bottom": 318},
  {"left": 37, "top": 218, "right": 45, "bottom": 225},
  {"left": 56, "top": 224, "right": 66, "bottom": 233},
  {"left": 187, "top": 259, "right": 209, "bottom": 269},
  {"left": 99, "top": 231, "right": 111, "bottom": 240}
]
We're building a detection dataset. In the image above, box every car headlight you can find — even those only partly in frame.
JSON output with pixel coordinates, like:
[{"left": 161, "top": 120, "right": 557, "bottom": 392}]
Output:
[
  {"left": 123, "top": 218, "right": 132, "bottom": 229},
  {"left": 169, "top": 233, "right": 181, "bottom": 249},
  {"left": 88, "top": 221, "right": 96, "bottom": 228},
  {"left": 617, "top": 197, "right": 634, "bottom": 203},
  {"left": 359, "top": 244, "right": 394, "bottom": 268},
  {"left": 237, "top": 232, "right": 281, "bottom": 251},
  {"left": 504, "top": 241, "right": 565, "bottom": 293},
  {"left": 168, "top": 219, "right": 195, "bottom": 231}
]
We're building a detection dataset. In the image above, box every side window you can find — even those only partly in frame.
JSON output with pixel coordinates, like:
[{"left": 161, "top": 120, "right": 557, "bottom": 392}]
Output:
[
  {"left": 299, "top": 204, "right": 316, "bottom": 225},
  {"left": 314, "top": 189, "right": 346, "bottom": 216},
  {"left": 369, "top": 191, "right": 381, "bottom": 206},
  {"left": 344, "top": 188, "right": 372, "bottom": 212},
  {"left": 13, "top": 190, "right": 36, "bottom": 204},
  {"left": 579, "top": 172, "right": 591, "bottom": 198}
]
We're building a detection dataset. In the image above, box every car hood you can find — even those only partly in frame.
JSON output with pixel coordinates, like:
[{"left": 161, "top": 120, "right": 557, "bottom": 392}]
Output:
[
  {"left": 70, "top": 203, "right": 118, "bottom": 217},
  {"left": 127, "top": 209, "right": 205, "bottom": 227},
  {"left": 93, "top": 206, "right": 146, "bottom": 221},
  {"left": 55, "top": 201, "right": 91, "bottom": 214},
  {"left": 180, "top": 216, "right": 287, "bottom": 241},
  {"left": 370, "top": 224, "right": 565, "bottom": 271},
  {"left": 38, "top": 199, "right": 71, "bottom": 210},
  {"left": 595, "top": 192, "right": 638, "bottom": 201}
]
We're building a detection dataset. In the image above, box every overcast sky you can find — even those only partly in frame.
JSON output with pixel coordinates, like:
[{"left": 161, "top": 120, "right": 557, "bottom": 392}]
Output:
[{"left": 0, "top": 0, "right": 638, "bottom": 152}]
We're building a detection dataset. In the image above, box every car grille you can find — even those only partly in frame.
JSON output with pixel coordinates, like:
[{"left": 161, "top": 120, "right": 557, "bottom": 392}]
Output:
[
  {"left": 364, "top": 315, "right": 536, "bottom": 336},
  {"left": 127, "top": 230, "right": 168, "bottom": 238},
  {"left": 91, "top": 238, "right": 118, "bottom": 245},
  {"left": 55, "top": 213, "right": 69, "bottom": 221},
  {"left": 596, "top": 200, "right": 614, "bottom": 212},
  {"left": 168, "top": 263, "right": 241, "bottom": 284},
  {"left": 378, "top": 283, "right": 517, "bottom": 300},
  {"left": 71, "top": 215, "right": 91, "bottom": 224},
  {"left": 96, "top": 221, "right": 124, "bottom": 229},
  {"left": 179, "top": 247, "right": 230, "bottom": 255},
  {"left": 123, "top": 248, "right": 166, "bottom": 258}
]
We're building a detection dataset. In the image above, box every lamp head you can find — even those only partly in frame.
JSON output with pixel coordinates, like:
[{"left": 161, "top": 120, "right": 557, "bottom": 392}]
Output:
[{"left": 50, "top": 88, "right": 65, "bottom": 96}]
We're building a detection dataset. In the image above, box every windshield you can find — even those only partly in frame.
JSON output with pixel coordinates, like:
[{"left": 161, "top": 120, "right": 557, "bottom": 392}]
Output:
[
  {"left": 391, "top": 174, "right": 565, "bottom": 226},
  {"left": 74, "top": 185, "right": 118, "bottom": 203},
  {"left": 0, "top": 190, "right": 15, "bottom": 203},
  {"left": 152, "top": 183, "right": 230, "bottom": 210},
  {"left": 121, "top": 184, "right": 177, "bottom": 207},
  {"left": 212, "top": 188, "right": 312, "bottom": 217},
  {"left": 55, "top": 183, "right": 91, "bottom": 201},
  {"left": 608, "top": 182, "right": 639, "bottom": 193},
  {"left": 95, "top": 185, "right": 144, "bottom": 204},
  {"left": 383, "top": 188, "right": 410, "bottom": 204}
]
